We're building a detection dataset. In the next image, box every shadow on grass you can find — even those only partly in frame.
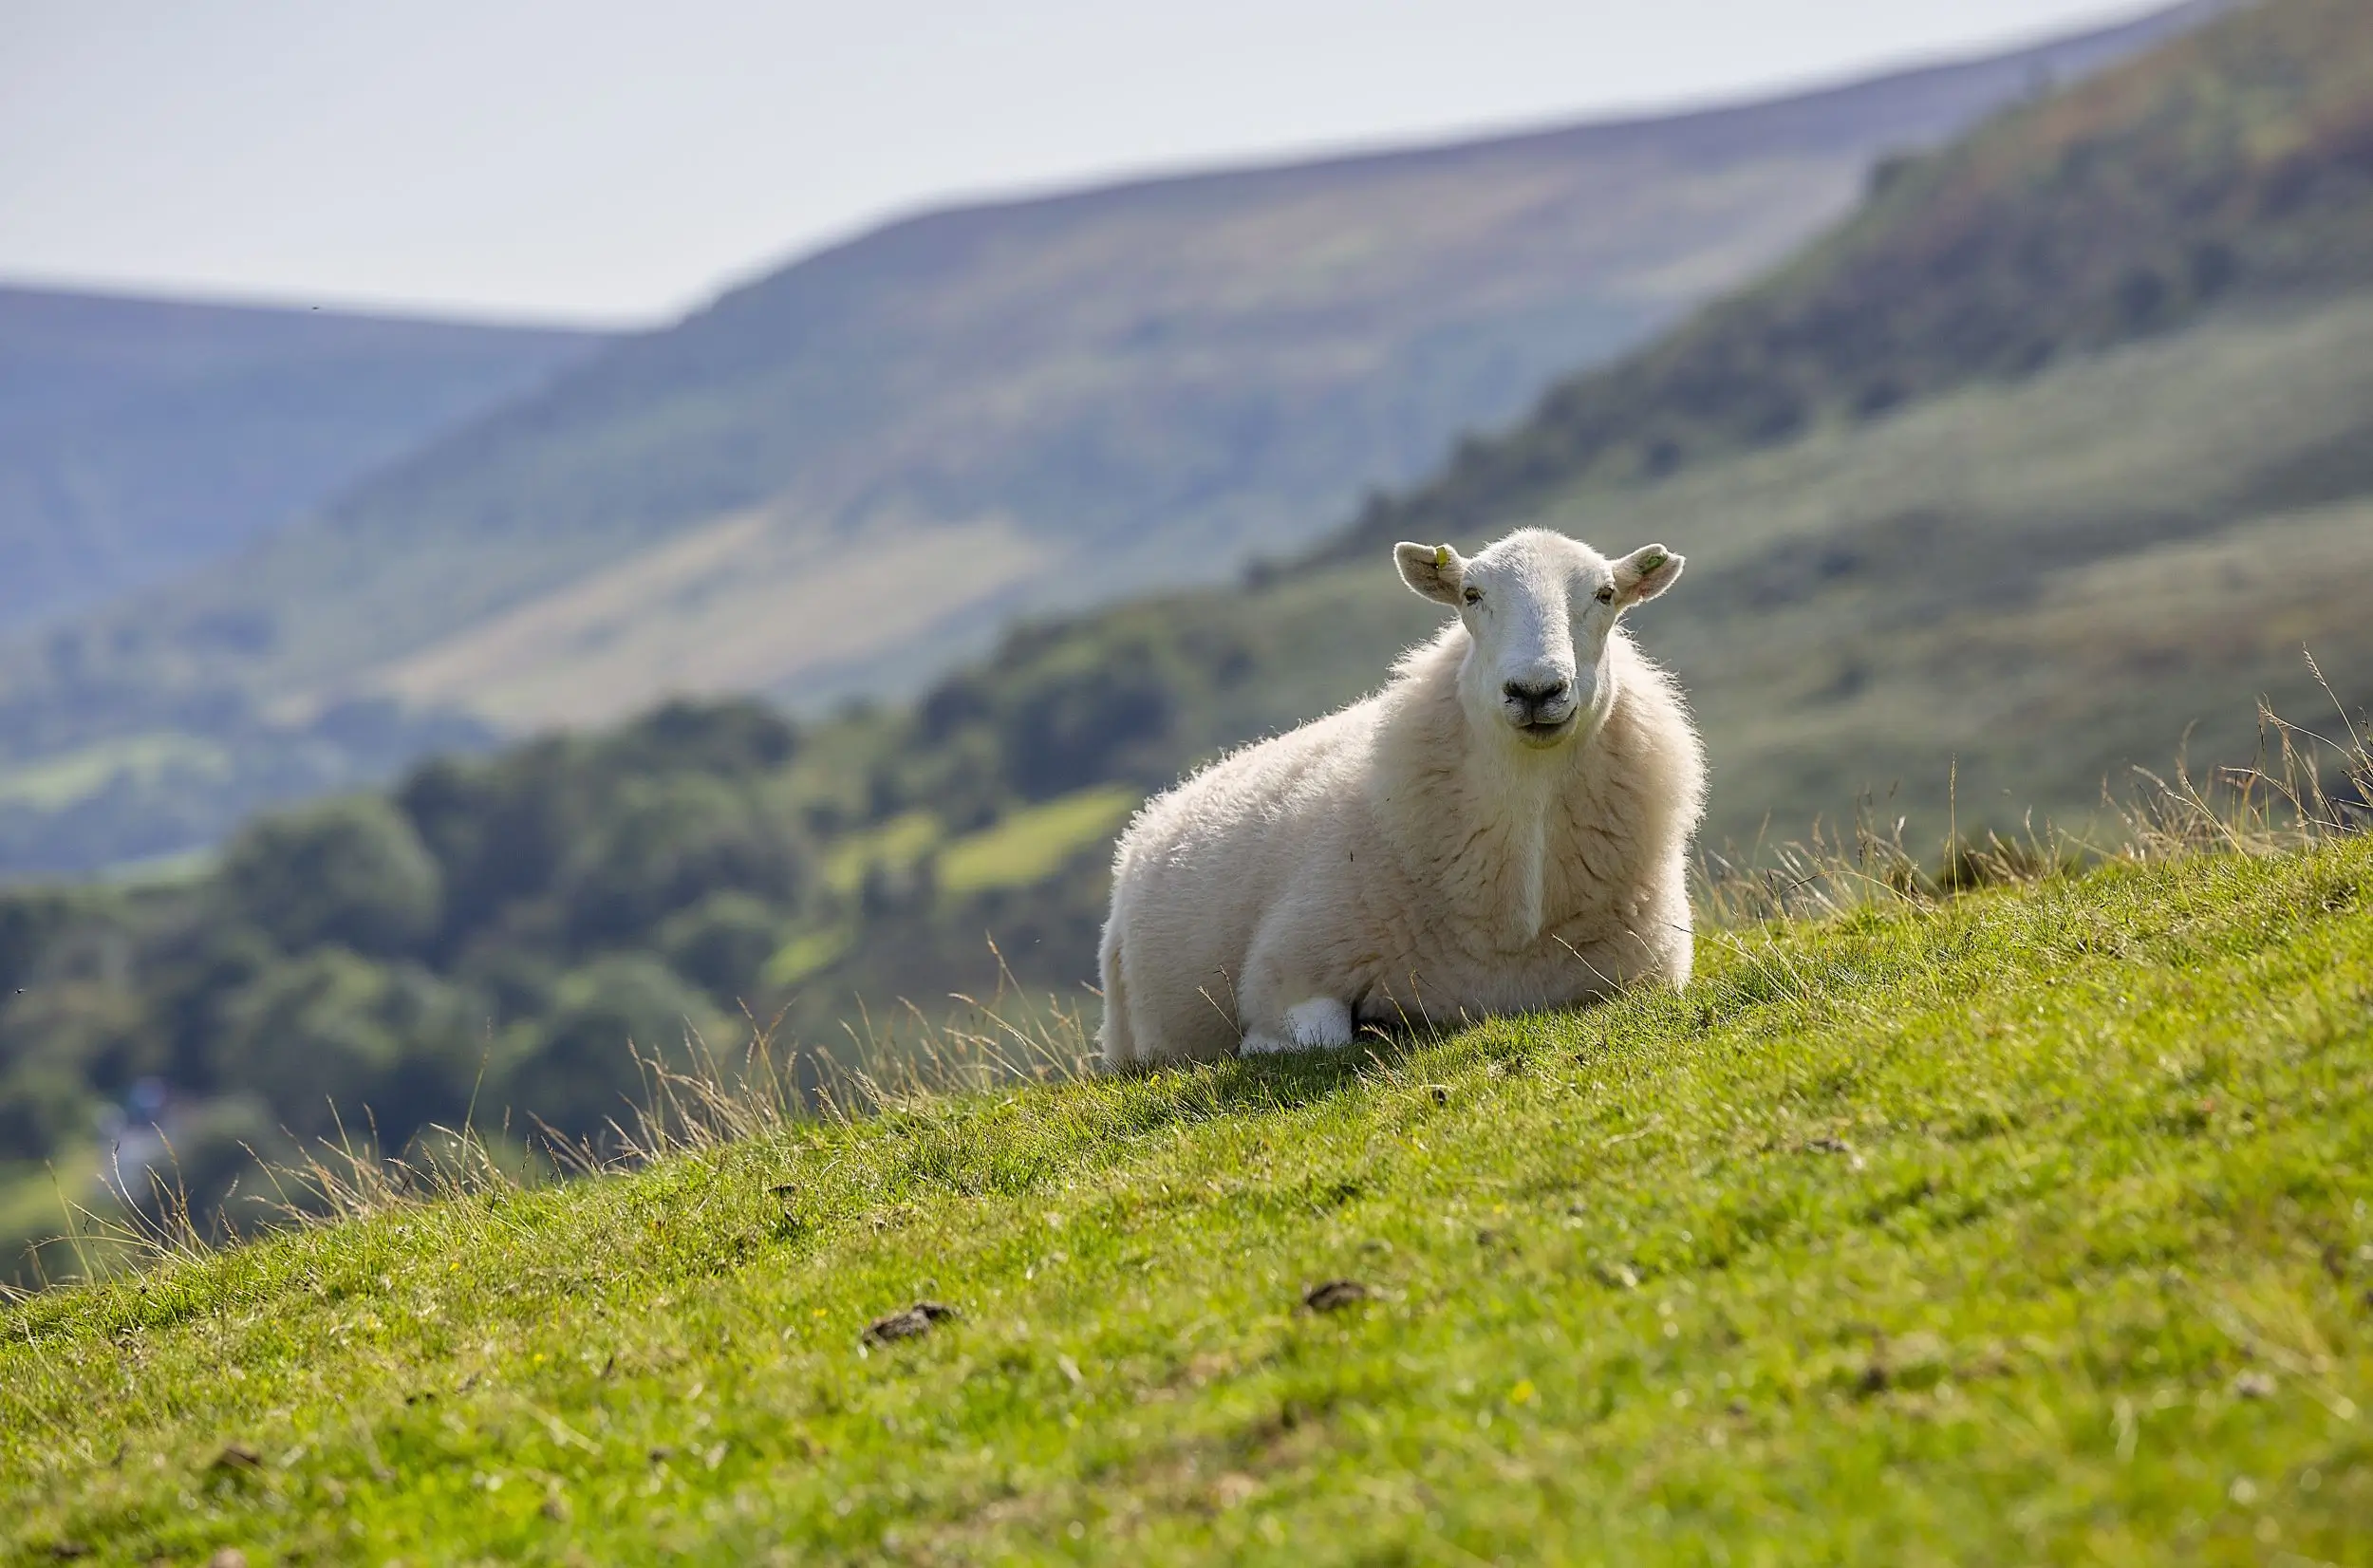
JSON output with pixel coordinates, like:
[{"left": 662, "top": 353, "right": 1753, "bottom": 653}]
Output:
[{"left": 1088, "top": 1015, "right": 1518, "bottom": 1141}]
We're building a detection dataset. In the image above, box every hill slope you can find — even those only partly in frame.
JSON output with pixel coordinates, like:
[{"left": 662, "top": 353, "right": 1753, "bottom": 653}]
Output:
[
  {"left": 1345, "top": 0, "right": 2373, "bottom": 556},
  {"left": 0, "top": 286, "right": 606, "bottom": 631},
  {"left": 27, "top": 5, "right": 2209, "bottom": 737},
  {"left": 8, "top": 843, "right": 2369, "bottom": 1561}
]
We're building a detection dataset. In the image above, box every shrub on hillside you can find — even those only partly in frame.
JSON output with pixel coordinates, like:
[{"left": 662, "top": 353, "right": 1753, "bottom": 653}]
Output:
[
  {"left": 212, "top": 949, "right": 473, "bottom": 1141},
  {"left": 657, "top": 891, "right": 786, "bottom": 1004},
  {"left": 219, "top": 795, "right": 442, "bottom": 958},
  {"left": 558, "top": 775, "right": 805, "bottom": 949}
]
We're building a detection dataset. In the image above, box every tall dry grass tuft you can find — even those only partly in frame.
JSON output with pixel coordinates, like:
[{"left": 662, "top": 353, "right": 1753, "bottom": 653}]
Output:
[
  {"left": 1693, "top": 803, "right": 2083, "bottom": 928},
  {"left": 2116, "top": 652, "right": 2372, "bottom": 859},
  {"left": 1694, "top": 651, "right": 2367, "bottom": 930},
  {"left": 0, "top": 1138, "right": 221, "bottom": 1304},
  {"left": 7, "top": 943, "right": 1102, "bottom": 1302},
  {"left": 574, "top": 938, "right": 1099, "bottom": 1171},
  {"left": 1693, "top": 793, "right": 1929, "bottom": 928}
]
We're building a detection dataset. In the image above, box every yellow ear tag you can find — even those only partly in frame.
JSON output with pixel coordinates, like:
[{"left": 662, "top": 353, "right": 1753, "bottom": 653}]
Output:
[{"left": 1433, "top": 545, "right": 1451, "bottom": 569}]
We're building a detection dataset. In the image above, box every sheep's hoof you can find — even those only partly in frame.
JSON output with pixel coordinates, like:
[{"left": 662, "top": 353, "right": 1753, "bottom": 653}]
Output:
[{"left": 1285, "top": 998, "right": 1355, "bottom": 1048}]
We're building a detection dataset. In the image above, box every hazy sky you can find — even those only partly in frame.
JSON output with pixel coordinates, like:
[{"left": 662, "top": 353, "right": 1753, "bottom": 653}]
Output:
[{"left": 3, "top": 0, "right": 2158, "bottom": 326}]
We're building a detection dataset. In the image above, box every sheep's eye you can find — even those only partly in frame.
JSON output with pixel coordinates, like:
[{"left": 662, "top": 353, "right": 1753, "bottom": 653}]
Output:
[
  {"left": 1462, "top": 587, "right": 1482, "bottom": 606},
  {"left": 1594, "top": 586, "right": 1616, "bottom": 605}
]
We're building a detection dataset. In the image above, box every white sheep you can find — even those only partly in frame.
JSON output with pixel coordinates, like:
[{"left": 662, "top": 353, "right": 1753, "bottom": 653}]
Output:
[{"left": 1097, "top": 527, "right": 1705, "bottom": 1065}]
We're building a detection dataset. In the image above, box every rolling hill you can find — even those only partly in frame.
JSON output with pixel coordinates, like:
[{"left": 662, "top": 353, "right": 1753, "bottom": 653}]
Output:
[
  {"left": 9, "top": 3, "right": 2207, "bottom": 753},
  {"left": 0, "top": 286, "right": 606, "bottom": 631},
  {"left": 1338, "top": 0, "right": 2373, "bottom": 556}
]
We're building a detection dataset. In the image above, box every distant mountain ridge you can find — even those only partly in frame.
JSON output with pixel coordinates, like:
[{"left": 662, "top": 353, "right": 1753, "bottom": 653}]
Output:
[
  {"left": 0, "top": 286, "right": 607, "bottom": 630},
  {"left": 0, "top": 1, "right": 2220, "bottom": 877},
  {"left": 40, "top": 2, "right": 2214, "bottom": 723}
]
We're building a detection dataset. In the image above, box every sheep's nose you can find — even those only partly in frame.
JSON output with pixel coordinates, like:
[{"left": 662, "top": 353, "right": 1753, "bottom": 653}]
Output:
[{"left": 1504, "top": 677, "right": 1571, "bottom": 712}]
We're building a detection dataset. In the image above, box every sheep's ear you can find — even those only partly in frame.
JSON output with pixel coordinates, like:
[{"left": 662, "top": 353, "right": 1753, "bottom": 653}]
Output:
[
  {"left": 1395, "top": 541, "right": 1466, "bottom": 606},
  {"left": 1613, "top": 544, "right": 1684, "bottom": 607}
]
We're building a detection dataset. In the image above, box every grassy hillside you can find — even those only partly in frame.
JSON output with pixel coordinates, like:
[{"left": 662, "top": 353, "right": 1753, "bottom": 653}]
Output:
[
  {"left": 19, "top": 289, "right": 2372, "bottom": 1268},
  {"left": 8, "top": 840, "right": 2371, "bottom": 1561},
  {"left": 122, "top": 7, "right": 2205, "bottom": 724},
  {"left": 795, "top": 286, "right": 2373, "bottom": 1038},
  {"left": 0, "top": 285, "right": 605, "bottom": 631}
]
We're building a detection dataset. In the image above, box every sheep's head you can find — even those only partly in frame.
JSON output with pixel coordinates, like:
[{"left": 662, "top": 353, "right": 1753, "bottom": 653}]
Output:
[{"left": 1395, "top": 529, "right": 1683, "bottom": 750}]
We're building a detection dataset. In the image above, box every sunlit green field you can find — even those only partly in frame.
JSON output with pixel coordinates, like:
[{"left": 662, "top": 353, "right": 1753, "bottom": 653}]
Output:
[
  {"left": 938, "top": 787, "right": 1138, "bottom": 897},
  {"left": 0, "top": 733, "right": 231, "bottom": 812},
  {"left": 8, "top": 838, "right": 2370, "bottom": 1563}
]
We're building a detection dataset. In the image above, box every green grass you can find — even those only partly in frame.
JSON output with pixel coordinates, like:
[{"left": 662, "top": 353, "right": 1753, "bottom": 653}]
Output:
[
  {"left": 8, "top": 841, "right": 2373, "bottom": 1562},
  {"left": 809, "top": 786, "right": 1135, "bottom": 908},
  {"left": 938, "top": 787, "right": 1139, "bottom": 897},
  {"left": 97, "top": 845, "right": 219, "bottom": 887}
]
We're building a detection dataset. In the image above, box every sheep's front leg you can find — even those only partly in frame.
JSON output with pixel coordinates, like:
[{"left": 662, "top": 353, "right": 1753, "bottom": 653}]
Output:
[
  {"left": 1238, "top": 905, "right": 1356, "bottom": 1055},
  {"left": 1241, "top": 997, "right": 1355, "bottom": 1055}
]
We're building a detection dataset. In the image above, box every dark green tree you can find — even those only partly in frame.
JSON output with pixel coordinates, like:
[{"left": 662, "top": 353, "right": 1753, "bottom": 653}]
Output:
[
  {"left": 558, "top": 775, "right": 803, "bottom": 949},
  {"left": 212, "top": 949, "right": 470, "bottom": 1141},
  {"left": 220, "top": 796, "right": 442, "bottom": 958},
  {"left": 657, "top": 891, "right": 785, "bottom": 1003}
]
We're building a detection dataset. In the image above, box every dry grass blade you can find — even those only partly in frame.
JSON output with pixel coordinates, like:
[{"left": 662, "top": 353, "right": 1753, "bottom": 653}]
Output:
[{"left": 2118, "top": 652, "right": 2371, "bottom": 861}]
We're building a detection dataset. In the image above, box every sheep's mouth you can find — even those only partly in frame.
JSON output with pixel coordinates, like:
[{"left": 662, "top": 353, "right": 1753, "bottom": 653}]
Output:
[{"left": 1510, "top": 712, "right": 1577, "bottom": 746}]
